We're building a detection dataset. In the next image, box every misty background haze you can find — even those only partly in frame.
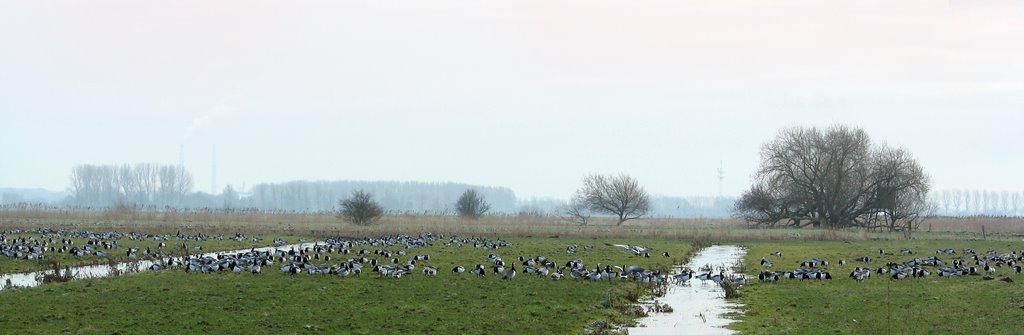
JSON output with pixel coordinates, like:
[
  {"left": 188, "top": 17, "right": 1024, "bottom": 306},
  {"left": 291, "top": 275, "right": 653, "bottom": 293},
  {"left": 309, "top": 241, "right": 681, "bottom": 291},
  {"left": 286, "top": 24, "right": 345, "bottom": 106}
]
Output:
[{"left": 1, "top": 1, "right": 1022, "bottom": 217}]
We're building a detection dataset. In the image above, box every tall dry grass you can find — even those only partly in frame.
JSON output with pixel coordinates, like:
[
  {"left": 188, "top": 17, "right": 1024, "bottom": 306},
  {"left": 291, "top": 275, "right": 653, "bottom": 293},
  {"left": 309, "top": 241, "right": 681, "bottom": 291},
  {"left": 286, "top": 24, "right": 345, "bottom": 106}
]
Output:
[
  {"left": 922, "top": 216, "right": 1024, "bottom": 233},
  {"left": 2, "top": 208, "right": 1021, "bottom": 240}
]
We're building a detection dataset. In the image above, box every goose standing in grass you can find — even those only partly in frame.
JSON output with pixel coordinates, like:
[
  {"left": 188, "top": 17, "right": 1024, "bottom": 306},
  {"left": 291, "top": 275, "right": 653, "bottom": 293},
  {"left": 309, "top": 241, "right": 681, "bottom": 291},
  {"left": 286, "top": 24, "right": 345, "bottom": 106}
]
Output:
[{"left": 503, "top": 265, "right": 516, "bottom": 280}]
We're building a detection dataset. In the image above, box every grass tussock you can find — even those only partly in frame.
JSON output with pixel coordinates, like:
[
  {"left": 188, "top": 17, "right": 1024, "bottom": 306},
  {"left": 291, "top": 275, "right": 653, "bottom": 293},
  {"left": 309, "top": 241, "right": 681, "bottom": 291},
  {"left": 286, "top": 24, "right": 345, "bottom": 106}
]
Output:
[
  {"left": 35, "top": 260, "right": 75, "bottom": 284},
  {"left": 585, "top": 319, "right": 627, "bottom": 335},
  {"left": 601, "top": 282, "right": 649, "bottom": 318},
  {"left": 719, "top": 275, "right": 742, "bottom": 299}
]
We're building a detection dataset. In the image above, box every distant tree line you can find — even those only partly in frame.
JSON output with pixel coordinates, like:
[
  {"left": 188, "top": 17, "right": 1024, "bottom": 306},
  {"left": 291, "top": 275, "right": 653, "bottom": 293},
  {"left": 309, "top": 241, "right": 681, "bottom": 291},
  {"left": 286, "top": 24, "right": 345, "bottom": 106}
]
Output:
[
  {"left": 933, "top": 189, "right": 1024, "bottom": 217},
  {"left": 67, "top": 164, "right": 194, "bottom": 207},
  {"left": 33, "top": 165, "right": 740, "bottom": 218}
]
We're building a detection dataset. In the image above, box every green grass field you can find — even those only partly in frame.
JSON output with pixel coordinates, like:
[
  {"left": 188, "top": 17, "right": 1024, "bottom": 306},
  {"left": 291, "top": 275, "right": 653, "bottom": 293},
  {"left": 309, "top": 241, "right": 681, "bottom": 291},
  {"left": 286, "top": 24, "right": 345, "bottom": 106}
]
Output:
[
  {"left": 732, "top": 239, "right": 1024, "bottom": 334},
  {"left": 4, "top": 211, "right": 1024, "bottom": 334},
  {"left": 0, "top": 236, "right": 691, "bottom": 334}
]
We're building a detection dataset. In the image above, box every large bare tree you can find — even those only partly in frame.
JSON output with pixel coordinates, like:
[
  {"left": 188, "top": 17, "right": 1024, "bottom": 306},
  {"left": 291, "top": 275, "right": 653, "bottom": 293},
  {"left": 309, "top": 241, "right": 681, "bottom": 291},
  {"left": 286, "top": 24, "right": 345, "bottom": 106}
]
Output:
[
  {"left": 575, "top": 173, "right": 650, "bottom": 225},
  {"left": 871, "top": 146, "right": 932, "bottom": 233},
  {"left": 735, "top": 125, "right": 931, "bottom": 231}
]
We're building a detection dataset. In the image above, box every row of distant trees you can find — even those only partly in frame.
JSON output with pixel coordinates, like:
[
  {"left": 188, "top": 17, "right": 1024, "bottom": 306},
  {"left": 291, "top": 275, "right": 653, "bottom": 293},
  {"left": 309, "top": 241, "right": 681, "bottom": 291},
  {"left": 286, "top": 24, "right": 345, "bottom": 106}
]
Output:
[
  {"left": 933, "top": 189, "right": 1024, "bottom": 216},
  {"left": 68, "top": 163, "right": 194, "bottom": 207},
  {"left": 54, "top": 167, "right": 731, "bottom": 217}
]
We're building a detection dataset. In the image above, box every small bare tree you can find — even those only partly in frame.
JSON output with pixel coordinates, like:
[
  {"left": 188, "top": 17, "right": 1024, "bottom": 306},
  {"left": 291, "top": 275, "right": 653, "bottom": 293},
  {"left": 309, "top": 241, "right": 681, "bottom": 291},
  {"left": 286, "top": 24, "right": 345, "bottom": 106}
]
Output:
[
  {"left": 455, "top": 189, "right": 490, "bottom": 220},
  {"left": 337, "top": 190, "right": 384, "bottom": 225},
  {"left": 576, "top": 173, "right": 650, "bottom": 225},
  {"left": 561, "top": 195, "right": 592, "bottom": 226}
]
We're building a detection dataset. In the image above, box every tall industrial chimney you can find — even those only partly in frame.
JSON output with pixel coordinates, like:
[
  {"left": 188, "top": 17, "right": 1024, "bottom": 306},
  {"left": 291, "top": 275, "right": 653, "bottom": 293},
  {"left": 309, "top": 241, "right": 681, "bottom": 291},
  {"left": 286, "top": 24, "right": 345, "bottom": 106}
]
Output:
[{"left": 211, "top": 144, "right": 217, "bottom": 194}]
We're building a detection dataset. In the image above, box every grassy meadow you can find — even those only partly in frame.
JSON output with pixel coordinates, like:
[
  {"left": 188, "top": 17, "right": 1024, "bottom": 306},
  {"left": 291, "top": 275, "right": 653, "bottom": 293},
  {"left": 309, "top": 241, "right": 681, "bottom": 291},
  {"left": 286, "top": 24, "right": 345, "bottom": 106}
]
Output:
[
  {"left": 0, "top": 236, "right": 691, "bottom": 334},
  {"left": 732, "top": 239, "right": 1024, "bottom": 334},
  {"left": 3, "top": 208, "right": 1024, "bottom": 334}
]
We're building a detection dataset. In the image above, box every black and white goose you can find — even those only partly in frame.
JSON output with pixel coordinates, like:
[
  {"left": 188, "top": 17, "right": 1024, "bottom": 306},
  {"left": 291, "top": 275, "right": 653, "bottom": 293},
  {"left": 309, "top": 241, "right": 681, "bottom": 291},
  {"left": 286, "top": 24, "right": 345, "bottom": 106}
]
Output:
[
  {"left": 710, "top": 272, "right": 725, "bottom": 284},
  {"left": 758, "top": 271, "right": 779, "bottom": 282},
  {"left": 502, "top": 265, "right": 517, "bottom": 280},
  {"left": 470, "top": 264, "right": 486, "bottom": 276},
  {"left": 674, "top": 270, "right": 694, "bottom": 284}
]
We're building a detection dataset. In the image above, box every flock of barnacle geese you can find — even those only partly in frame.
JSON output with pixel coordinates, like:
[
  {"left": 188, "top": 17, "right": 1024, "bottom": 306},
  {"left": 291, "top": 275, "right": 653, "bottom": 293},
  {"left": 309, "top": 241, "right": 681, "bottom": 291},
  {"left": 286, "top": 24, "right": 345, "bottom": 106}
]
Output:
[
  {"left": 2, "top": 229, "right": 690, "bottom": 285},
  {"left": 1, "top": 228, "right": 253, "bottom": 261},
  {"left": 12, "top": 228, "right": 1018, "bottom": 288},
  {"left": 757, "top": 248, "right": 1024, "bottom": 283},
  {"left": 165, "top": 235, "right": 694, "bottom": 286},
  {"left": 1, "top": 228, "right": 738, "bottom": 289}
]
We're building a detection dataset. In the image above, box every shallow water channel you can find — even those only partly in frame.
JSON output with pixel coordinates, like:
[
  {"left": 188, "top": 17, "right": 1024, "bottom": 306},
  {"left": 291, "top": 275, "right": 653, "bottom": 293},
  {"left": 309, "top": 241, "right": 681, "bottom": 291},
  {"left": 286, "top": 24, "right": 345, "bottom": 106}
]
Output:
[
  {"left": 628, "top": 245, "right": 747, "bottom": 335},
  {"left": 0, "top": 241, "right": 321, "bottom": 290}
]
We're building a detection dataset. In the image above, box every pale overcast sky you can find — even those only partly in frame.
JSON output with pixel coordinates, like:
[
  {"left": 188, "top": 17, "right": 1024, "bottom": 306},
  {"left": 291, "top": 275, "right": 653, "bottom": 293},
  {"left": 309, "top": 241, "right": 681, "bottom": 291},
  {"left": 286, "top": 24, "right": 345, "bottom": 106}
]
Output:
[{"left": 1, "top": 0, "right": 1022, "bottom": 199}]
